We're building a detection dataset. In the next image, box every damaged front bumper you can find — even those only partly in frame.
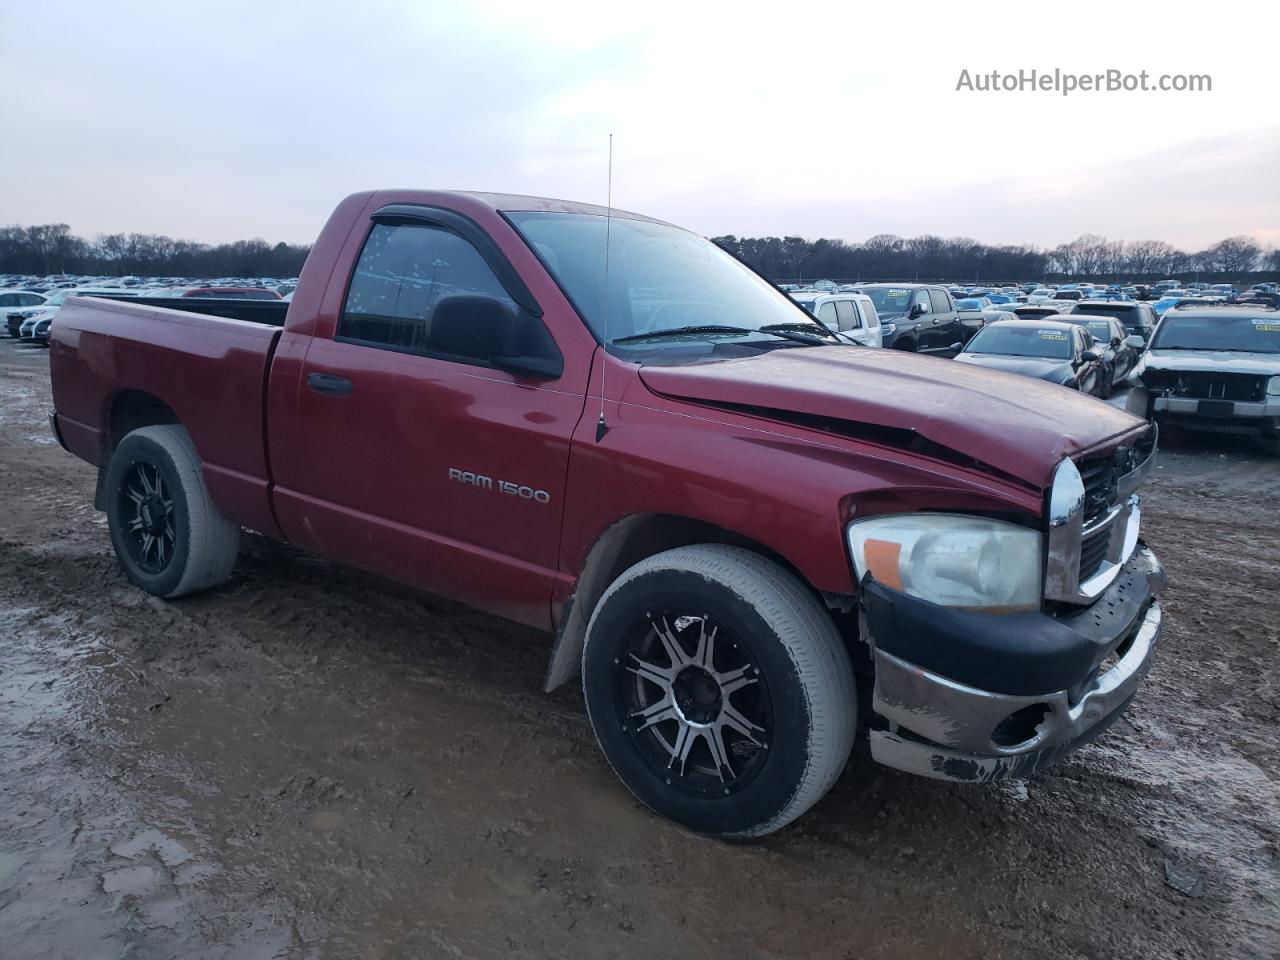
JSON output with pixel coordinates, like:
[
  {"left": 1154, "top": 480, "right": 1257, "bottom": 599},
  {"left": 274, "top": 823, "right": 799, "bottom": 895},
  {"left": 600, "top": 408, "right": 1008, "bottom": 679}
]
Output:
[{"left": 863, "top": 546, "right": 1165, "bottom": 782}]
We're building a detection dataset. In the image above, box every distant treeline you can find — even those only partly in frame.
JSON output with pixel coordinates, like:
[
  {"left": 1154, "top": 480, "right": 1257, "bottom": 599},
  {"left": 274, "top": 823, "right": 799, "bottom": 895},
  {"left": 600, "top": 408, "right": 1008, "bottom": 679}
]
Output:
[
  {"left": 0, "top": 224, "right": 310, "bottom": 278},
  {"left": 712, "top": 233, "right": 1280, "bottom": 283},
  {"left": 3, "top": 221, "right": 1278, "bottom": 284}
]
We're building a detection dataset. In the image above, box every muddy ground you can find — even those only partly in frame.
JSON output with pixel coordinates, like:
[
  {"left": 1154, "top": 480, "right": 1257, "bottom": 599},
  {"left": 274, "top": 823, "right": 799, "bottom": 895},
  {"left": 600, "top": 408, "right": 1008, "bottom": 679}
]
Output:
[{"left": 0, "top": 340, "right": 1276, "bottom": 960}]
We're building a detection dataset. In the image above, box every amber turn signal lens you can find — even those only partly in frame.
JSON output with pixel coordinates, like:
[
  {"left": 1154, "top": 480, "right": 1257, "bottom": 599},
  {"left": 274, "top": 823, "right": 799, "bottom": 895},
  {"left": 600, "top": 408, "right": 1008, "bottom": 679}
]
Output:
[{"left": 862, "top": 538, "right": 903, "bottom": 590}]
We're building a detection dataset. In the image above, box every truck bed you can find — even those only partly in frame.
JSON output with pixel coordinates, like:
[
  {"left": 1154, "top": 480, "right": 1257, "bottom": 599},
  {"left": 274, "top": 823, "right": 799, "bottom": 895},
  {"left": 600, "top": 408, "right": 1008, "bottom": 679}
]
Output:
[
  {"left": 94, "top": 294, "right": 290, "bottom": 328},
  {"left": 49, "top": 295, "right": 284, "bottom": 538}
]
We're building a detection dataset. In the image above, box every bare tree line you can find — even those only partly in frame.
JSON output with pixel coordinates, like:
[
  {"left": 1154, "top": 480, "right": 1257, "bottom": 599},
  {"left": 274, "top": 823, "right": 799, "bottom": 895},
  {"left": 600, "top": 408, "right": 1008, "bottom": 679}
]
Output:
[
  {"left": 712, "top": 232, "right": 1279, "bottom": 282},
  {"left": 2, "top": 221, "right": 1276, "bottom": 284},
  {"left": 0, "top": 224, "right": 310, "bottom": 278}
]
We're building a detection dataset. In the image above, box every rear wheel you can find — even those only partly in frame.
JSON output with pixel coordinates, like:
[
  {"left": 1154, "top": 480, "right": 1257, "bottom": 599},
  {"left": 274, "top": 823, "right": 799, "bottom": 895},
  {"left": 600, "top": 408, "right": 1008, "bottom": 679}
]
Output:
[
  {"left": 105, "top": 425, "right": 240, "bottom": 598},
  {"left": 582, "top": 545, "right": 856, "bottom": 837}
]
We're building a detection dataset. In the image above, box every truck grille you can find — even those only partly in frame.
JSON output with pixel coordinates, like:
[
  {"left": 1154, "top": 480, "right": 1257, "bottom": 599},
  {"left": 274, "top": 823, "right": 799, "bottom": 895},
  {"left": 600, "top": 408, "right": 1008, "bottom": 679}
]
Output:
[
  {"left": 1073, "top": 427, "right": 1155, "bottom": 584},
  {"left": 1079, "top": 528, "right": 1111, "bottom": 581},
  {"left": 1048, "top": 425, "right": 1155, "bottom": 605},
  {"left": 1141, "top": 369, "right": 1267, "bottom": 402},
  {"left": 1077, "top": 456, "right": 1116, "bottom": 528}
]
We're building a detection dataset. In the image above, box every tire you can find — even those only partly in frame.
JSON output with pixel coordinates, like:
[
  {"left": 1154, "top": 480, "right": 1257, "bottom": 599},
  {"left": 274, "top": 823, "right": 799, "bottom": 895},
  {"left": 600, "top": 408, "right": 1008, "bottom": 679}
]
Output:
[
  {"left": 581, "top": 544, "right": 856, "bottom": 838},
  {"left": 105, "top": 425, "right": 240, "bottom": 598}
]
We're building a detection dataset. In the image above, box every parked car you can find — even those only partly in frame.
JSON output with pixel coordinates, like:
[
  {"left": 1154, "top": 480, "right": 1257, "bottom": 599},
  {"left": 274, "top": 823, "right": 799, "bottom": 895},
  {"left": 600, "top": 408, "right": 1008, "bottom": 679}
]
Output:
[
  {"left": 953, "top": 319, "right": 1109, "bottom": 397},
  {"left": 981, "top": 310, "right": 1019, "bottom": 325},
  {"left": 857, "top": 284, "right": 969, "bottom": 354},
  {"left": 1072, "top": 300, "right": 1158, "bottom": 342},
  {"left": 8, "top": 287, "right": 140, "bottom": 338},
  {"left": 788, "top": 291, "right": 883, "bottom": 347},
  {"left": 1013, "top": 304, "right": 1071, "bottom": 320},
  {"left": 48, "top": 188, "right": 1165, "bottom": 837},
  {"left": 0, "top": 289, "right": 47, "bottom": 311},
  {"left": 1060, "top": 315, "right": 1144, "bottom": 393},
  {"left": 1052, "top": 289, "right": 1085, "bottom": 302},
  {"left": 1139, "top": 306, "right": 1280, "bottom": 453}
]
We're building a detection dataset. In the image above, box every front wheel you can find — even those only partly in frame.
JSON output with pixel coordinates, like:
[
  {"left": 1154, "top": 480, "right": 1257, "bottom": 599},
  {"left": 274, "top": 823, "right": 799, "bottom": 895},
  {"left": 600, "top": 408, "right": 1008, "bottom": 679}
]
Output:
[
  {"left": 582, "top": 545, "right": 856, "bottom": 837},
  {"left": 105, "top": 425, "right": 240, "bottom": 598}
]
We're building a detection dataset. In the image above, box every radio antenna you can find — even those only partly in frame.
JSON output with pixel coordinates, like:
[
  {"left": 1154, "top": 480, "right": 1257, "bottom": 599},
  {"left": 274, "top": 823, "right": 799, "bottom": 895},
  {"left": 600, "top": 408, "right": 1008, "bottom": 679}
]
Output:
[{"left": 595, "top": 133, "right": 613, "bottom": 443}]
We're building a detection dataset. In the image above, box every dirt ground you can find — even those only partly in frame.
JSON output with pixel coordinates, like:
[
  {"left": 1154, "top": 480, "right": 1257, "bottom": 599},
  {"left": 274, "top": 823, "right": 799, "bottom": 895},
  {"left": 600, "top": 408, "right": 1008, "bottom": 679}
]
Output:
[{"left": 1, "top": 340, "right": 1276, "bottom": 960}]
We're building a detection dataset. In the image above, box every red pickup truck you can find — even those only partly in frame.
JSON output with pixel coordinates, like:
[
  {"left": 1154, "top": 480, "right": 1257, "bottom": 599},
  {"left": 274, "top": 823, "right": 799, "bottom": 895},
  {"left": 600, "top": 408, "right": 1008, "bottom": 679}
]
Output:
[{"left": 49, "top": 190, "right": 1165, "bottom": 836}]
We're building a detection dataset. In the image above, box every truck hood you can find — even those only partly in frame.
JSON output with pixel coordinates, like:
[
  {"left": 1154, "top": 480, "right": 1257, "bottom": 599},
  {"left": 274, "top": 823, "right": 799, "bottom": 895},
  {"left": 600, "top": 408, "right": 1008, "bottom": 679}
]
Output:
[
  {"left": 1143, "top": 349, "right": 1280, "bottom": 376},
  {"left": 638, "top": 348, "right": 1143, "bottom": 488}
]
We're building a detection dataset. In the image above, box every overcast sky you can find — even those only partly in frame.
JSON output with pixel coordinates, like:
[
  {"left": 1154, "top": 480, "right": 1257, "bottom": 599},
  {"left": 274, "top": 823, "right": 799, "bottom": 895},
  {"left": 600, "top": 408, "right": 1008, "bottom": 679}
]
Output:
[{"left": 2, "top": 0, "right": 1276, "bottom": 252}]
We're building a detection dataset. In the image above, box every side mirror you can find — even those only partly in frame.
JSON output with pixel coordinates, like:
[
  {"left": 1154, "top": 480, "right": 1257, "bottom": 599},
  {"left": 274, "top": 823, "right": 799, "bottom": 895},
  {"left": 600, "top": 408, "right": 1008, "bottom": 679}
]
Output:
[
  {"left": 1124, "top": 335, "right": 1145, "bottom": 349},
  {"left": 909, "top": 302, "right": 928, "bottom": 319},
  {"left": 1081, "top": 348, "right": 1102, "bottom": 363},
  {"left": 948, "top": 342, "right": 963, "bottom": 352},
  {"left": 431, "top": 295, "right": 563, "bottom": 379}
]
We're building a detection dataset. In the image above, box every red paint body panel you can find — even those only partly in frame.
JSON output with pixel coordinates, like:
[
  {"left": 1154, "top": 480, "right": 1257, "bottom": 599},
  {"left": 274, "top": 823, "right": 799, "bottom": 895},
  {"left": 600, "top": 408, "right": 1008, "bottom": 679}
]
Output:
[
  {"left": 638, "top": 348, "right": 1145, "bottom": 488},
  {"left": 49, "top": 297, "right": 284, "bottom": 540},
  {"left": 48, "top": 189, "right": 1146, "bottom": 637},
  {"left": 555, "top": 355, "right": 1045, "bottom": 610}
]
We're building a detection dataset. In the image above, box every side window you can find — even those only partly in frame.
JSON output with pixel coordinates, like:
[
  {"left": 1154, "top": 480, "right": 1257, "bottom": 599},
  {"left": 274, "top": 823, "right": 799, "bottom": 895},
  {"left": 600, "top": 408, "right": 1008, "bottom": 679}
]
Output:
[
  {"left": 816, "top": 301, "right": 838, "bottom": 329},
  {"left": 338, "top": 222, "right": 516, "bottom": 358},
  {"left": 929, "top": 289, "right": 951, "bottom": 313},
  {"left": 20, "top": 293, "right": 43, "bottom": 306},
  {"left": 834, "top": 300, "right": 860, "bottom": 330},
  {"left": 913, "top": 290, "right": 932, "bottom": 313},
  {"left": 0, "top": 295, "right": 15, "bottom": 306}
]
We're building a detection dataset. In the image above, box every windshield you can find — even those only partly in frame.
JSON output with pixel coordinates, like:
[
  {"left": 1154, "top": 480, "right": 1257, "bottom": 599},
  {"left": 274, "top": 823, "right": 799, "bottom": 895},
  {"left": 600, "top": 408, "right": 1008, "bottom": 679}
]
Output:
[
  {"left": 965, "top": 325, "right": 1072, "bottom": 359},
  {"left": 861, "top": 287, "right": 915, "bottom": 316},
  {"left": 1066, "top": 318, "right": 1116, "bottom": 340},
  {"left": 1151, "top": 314, "right": 1280, "bottom": 354},
  {"left": 506, "top": 212, "right": 822, "bottom": 346},
  {"left": 1073, "top": 302, "right": 1140, "bottom": 332}
]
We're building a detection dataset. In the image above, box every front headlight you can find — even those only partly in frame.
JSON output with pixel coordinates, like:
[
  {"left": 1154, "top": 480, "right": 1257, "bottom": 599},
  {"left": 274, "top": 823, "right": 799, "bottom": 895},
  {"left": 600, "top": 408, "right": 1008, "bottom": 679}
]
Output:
[
  {"left": 1267, "top": 376, "right": 1280, "bottom": 397},
  {"left": 847, "top": 514, "right": 1042, "bottom": 611}
]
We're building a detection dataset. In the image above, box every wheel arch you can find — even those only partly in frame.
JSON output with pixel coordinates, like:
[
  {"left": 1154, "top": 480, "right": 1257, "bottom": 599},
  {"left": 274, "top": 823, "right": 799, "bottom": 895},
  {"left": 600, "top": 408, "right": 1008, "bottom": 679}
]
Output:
[
  {"left": 95, "top": 390, "right": 182, "bottom": 510},
  {"left": 545, "top": 512, "right": 818, "bottom": 692}
]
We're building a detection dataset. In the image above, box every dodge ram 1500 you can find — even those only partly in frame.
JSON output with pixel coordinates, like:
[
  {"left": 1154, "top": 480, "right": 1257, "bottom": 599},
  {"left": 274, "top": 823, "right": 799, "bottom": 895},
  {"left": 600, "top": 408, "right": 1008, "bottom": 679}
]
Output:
[{"left": 49, "top": 189, "right": 1165, "bottom": 836}]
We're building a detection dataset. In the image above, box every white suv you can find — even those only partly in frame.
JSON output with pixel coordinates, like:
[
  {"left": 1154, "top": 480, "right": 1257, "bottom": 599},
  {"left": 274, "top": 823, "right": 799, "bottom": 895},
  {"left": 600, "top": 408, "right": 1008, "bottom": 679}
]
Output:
[{"left": 788, "top": 292, "right": 883, "bottom": 347}]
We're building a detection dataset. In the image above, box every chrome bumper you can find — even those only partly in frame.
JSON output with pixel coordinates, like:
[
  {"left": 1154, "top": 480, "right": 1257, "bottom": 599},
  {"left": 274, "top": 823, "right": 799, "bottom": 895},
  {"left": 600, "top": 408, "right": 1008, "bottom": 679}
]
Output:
[
  {"left": 868, "top": 580, "right": 1162, "bottom": 783},
  {"left": 1153, "top": 396, "right": 1280, "bottom": 418}
]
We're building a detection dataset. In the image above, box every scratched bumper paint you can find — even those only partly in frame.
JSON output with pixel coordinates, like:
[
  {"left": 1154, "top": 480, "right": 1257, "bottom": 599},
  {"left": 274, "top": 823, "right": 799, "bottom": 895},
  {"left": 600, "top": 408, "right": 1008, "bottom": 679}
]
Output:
[{"left": 866, "top": 551, "right": 1164, "bottom": 783}]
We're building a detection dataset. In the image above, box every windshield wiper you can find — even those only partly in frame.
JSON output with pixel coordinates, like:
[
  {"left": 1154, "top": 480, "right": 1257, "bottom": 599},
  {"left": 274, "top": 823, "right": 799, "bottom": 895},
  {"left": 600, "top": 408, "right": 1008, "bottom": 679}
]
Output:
[
  {"left": 1156, "top": 345, "right": 1258, "bottom": 352},
  {"left": 613, "top": 325, "right": 759, "bottom": 344},
  {"left": 759, "top": 322, "right": 839, "bottom": 343},
  {"left": 613, "top": 324, "right": 830, "bottom": 346}
]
